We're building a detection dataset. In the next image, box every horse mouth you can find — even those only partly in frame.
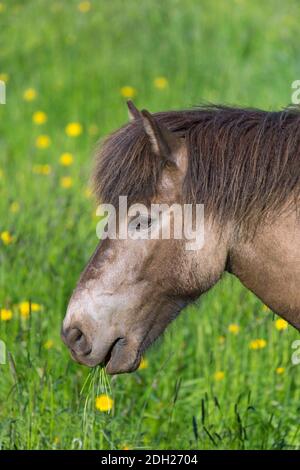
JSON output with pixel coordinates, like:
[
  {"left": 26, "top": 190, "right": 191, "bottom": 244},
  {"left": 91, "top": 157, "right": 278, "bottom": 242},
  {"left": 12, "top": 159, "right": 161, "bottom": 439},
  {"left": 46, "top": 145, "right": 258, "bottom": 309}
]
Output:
[
  {"left": 103, "top": 337, "right": 123, "bottom": 366},
  {"left": 68, "top": 337, "right": 140, "bottom": 373},
  {"left": 104, "top": 337, "right": 141, "bottom": 374}
]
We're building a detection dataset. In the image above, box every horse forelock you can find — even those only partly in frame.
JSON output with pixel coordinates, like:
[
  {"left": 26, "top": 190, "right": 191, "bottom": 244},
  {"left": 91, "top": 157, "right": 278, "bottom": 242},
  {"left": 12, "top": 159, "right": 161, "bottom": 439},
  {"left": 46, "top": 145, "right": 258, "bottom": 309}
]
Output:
[{"left": 92, "top": 104, "right": 300, "bottom": 230}]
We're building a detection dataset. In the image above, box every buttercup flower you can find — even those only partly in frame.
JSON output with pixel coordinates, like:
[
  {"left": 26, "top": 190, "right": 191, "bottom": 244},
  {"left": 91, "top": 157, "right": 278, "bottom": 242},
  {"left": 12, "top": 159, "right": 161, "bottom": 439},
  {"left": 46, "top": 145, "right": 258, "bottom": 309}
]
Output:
[
  {"left": 78, "top": 1, "right": 91, "bottom": 12},
  {"left": 0, "top": 308, "right": 13, "bottom": 321},
  {"left": 84, "top": 187, "right": 92, "bottom": 198},
  {"left": 154, "top": 76, "right": 168, "bottom": 89},
  {"left": 65, "top": 122, "right": 82, "bottom": 137},
  {"left": 249, "top": 338, "right": 267, "bottom": 350},
  {"left": 60, "top": 176, "right": 73, "bottom": 189},
  {"left": 23, "top": 88, "right": 37, "bottom": 101},
  {"left": 218, "top": 335, "right": 225, "bottom": 344},
  {"left": 138, "top": 357, "right": 148, "bottom": 370},
  {"left": 35, "top": 135, "right": 51, "bottom": 149},
  {"left": 88, "top": 124, "right": 99, "bottom": 136},
  {"left": 59, "top": 153, "right": 74, "bottom": 166},
  {"left": 276, "top": 367, "right": 285, "bottom": 375},
  {"left": 10, "top": 201, "right": 20, "bottom": 213},
  {"left": 19, "top": 301, "right": 42, "bottom": 319},
  {"left": 0, "top": 73, "right": 9, "bottom": 82},
  {"left": 120, "top": 86, "right": 136, "bottom": 98},
  {"left": 95, "top": 394, "right": 114, "bottom": 412},
  {"left": 214, "top": 371, "right": 225, "bottom": 381},
  {"left": 33, "top": 164, "right": 52, "bottom": 175},
  {"left": 44, "top": 339, "right": 54, "bottom": 350},
  {"left": 1, "top": 231, "right": 14, "bottom": 245},
  {"left": 228, "top": 323, "right": 240, "bottom": 334},
  {"left": 275, "top": 319, "right": 288, "bottom": 331},
  {"left": 33, "top": 111, "right": 47, "bottom": 125}
]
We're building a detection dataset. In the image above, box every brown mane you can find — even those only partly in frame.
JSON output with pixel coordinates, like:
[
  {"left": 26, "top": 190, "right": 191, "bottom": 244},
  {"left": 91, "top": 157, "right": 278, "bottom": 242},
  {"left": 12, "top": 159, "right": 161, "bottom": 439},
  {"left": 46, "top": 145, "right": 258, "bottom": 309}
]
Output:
[{"left": 93, "top": 105, "right": 300, "bottom": 230}]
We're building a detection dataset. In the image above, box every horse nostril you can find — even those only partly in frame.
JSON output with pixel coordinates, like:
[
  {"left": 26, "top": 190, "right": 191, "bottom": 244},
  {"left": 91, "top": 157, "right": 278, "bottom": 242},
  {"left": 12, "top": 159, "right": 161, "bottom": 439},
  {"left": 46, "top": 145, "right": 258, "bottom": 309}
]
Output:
[
  {"left": 62, "top": 327, "right": 92, "bottom": 356},
  {"left": 71, "top": 328, "right": 82, "bottom": 344}
]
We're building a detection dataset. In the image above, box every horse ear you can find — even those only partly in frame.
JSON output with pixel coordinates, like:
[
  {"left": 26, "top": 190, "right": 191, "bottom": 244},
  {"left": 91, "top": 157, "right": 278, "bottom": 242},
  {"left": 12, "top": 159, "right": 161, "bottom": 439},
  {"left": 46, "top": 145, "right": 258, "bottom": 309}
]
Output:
[
  {"left": 141, "top": 109, "right": 180, "bottom": 165},
  {"left": 127, "top": 100, "right": 141, "bottom": 122}
]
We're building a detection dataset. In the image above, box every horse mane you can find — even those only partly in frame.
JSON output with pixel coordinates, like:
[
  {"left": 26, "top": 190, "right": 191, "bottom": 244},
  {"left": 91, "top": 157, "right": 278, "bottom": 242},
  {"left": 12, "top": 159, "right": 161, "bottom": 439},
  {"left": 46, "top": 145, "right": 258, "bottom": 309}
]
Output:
[{"left": 93, "top": 105, "right": 300, "bottom": 230}]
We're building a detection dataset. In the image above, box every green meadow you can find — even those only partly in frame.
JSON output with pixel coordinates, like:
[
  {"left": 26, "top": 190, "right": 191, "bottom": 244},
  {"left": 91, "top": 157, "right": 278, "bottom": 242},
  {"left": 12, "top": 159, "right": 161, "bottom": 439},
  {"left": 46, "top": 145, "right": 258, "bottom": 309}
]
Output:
[{"left": 1, "top": 0, "right": 300, "bottom": 450}]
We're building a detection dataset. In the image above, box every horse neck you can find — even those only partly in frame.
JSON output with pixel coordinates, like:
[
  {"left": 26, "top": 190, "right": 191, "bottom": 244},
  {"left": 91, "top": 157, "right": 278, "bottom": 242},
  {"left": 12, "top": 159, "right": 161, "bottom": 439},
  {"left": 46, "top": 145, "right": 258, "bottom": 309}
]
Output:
[{"left": 227, "top": 209, "right": 300, "bottom": 329}]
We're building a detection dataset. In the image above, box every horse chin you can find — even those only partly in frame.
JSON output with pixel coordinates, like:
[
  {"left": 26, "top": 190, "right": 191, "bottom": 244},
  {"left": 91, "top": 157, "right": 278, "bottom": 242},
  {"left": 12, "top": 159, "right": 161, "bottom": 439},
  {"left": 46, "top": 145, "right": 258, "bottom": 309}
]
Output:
[{"left": 69, "top": 340, "right": 141, "bottom": 373}]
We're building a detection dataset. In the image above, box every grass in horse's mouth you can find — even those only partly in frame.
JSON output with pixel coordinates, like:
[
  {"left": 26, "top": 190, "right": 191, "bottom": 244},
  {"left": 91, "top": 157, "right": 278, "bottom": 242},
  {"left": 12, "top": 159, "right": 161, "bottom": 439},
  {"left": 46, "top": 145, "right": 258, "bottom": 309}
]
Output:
[{"left": 80, "top": 365, "right": 112, "bottom": 430}]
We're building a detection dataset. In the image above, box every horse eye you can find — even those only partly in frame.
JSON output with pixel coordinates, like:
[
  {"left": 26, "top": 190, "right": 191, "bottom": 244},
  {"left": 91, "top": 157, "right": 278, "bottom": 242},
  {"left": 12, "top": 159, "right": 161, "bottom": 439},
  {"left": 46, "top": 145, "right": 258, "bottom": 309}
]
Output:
[
  {"left": 144, "top": 216, "right": 152, "bottom": 228},
  {"left": 138, "top": 216, "right": 152, "bottom": 230},
  {"left": 128, "top": 215, "right": 153, "bottom": 232}
]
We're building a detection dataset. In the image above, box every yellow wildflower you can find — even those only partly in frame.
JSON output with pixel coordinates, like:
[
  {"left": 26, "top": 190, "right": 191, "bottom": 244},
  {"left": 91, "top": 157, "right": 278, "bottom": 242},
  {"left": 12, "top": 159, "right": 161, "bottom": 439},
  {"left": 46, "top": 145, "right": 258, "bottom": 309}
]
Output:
[
  {"left": 275, "top": 318, "right": 288, "bottom": 331},
  {"left": 249, "top": 338, "right": 267, "bottom": 350},
  {"left": 154, "top": 76, "right": 168, "bottom": 89},
  {"left": 88, "top": 124, "right": 99, "bottom": 136},
  {"left": 262, "top": 304, "right": 271, "bottom": 312},
  {"left": 257, "top": 339, "right": 267, "bottom": 348},
  {"left": 44, "top": 339, "right": 54, "bottom": 350},
  {"left": 84, "top": 187, "right": 92, "bottom": 198},
  {"left": 35, "top": 135, "right": 51, "bottom": 149},
  {"left": 0, "top": 308, "right": 13, "bottom": 321},
  {"left": 120, "top": 86, "right": 136, "bottom": 99},
  {"left": 32, "top": 164, "right": 52, "bottom": 175},
  {"left": 65, "top": 122, "right": 82, "bottom": 137},
  {"left": 29, "top": 302, "right": 42, "bottom": 312},
  {"left": 23, "top": 88, "right": 37, "bottom": 101},
  {"left": 59, "top": 152, "right": 74, "bottom": 166},
  {"left": 60, "top": 176, "right": 73, "bottom": 189},
  {"left": 78, "top": 1, "right": 91, "bottom": 12},
  {"left": 138, "top": 357, "right": 148, "bottom": 370},
  {"left": 1, "top": 231, "right": 14, "bottom": 245},
  {"left": 276, "top": 367, "right": 285, "bottom": 375},
  {"left": 19, "top": 301, "right": 42, "bottom": 318},
  {"left": 218, "top": 335, "right": 225, "bottom": 344},
  {"left": 228, "top": 323, "right": 240, "bottom": 334},
  {"left": 33, "top": 111, "right": 47, "bottom": 125},
  {"left": 0, "top": 73, "right": 9, "bottom": 82},
  {"left": 214, "top": 371, "right": 225, "bottom": 381},
  {"left": 95, "top": 394, "right": 114, "bottom": 412},
  {"left": 10, "top": 201, "right": 20, "bottom": 213}
]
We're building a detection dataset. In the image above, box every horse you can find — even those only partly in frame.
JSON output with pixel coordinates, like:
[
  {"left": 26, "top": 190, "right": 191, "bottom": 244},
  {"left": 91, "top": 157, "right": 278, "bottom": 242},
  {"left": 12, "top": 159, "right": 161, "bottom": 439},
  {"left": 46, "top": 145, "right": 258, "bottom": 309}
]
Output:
[{"left": 62, "top": 101, "right": 300, "bottom": 374}]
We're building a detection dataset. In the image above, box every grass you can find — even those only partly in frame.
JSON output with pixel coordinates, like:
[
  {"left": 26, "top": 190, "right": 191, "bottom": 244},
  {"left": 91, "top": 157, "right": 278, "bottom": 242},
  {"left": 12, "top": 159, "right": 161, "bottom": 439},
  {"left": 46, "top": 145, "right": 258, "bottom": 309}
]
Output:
[{"left": 0, "top": 0, "right": 300, "bottom": 450}]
